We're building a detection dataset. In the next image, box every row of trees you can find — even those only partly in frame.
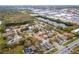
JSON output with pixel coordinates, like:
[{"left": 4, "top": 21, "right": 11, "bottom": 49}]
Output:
[
  {"left": 0, "top": 21, "right": 8, "bottom": 53},
  {"left": 4, "top": 20, "right": 33, "bottom": 26},
  {"left": 35, "top": 16, "right": 75, "bottom": 26}
]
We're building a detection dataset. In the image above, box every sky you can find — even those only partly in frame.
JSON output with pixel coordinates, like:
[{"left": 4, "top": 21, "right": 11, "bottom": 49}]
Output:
[{"left": 0, "top": 0, "right": 78, "bottom": 5}]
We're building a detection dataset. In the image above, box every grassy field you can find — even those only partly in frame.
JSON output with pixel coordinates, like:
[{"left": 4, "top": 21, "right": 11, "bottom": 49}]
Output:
[
  {"left": 72, "top": 46, "right": 79, "bottom": 54},
  {"left": 44, "top": 48, "right": 58, "bottom": 54},
  {"left": 63, "top": 37, "right": 78, "bottom": 46},
  {"left": 0, "top": 10, "right": 35, "bottom": 26}
]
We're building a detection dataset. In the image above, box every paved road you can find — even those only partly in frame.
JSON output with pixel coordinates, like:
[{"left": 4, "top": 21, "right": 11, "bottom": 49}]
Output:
[{"left": 54, "top": 39, "right": 79, "bottom": 54}]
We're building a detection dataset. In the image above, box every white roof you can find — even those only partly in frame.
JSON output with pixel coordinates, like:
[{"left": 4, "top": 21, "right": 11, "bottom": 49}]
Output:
[
  {"left": 6, "top": 28, "right": 11, "bottom": 32},
  {"left": 72, "top": 28, "right": 79, "bottom": 32}
]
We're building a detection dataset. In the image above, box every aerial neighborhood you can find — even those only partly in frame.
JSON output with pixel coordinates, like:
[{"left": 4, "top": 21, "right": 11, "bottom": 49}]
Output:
[{"left": 0, "top": 5, "right": 79, "bottom": 54}]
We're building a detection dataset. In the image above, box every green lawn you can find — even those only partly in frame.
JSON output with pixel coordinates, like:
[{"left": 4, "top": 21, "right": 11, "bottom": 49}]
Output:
[
  {"left": 44, "top": 48, "right": 58, "bottom": 54},
  {"left": 71, "top": 46, "right": 79, "bottom": 54}
]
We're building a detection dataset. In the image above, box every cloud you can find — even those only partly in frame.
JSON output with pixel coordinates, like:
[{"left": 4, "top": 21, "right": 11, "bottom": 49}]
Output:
[{"left": 0, "top": 0, "right": 78, "bottom": 5}]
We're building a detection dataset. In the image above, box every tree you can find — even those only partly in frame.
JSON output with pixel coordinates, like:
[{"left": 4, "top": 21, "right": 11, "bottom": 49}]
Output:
[{"left": 75, "top": 32, "right": 79, "bottom": 37}]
